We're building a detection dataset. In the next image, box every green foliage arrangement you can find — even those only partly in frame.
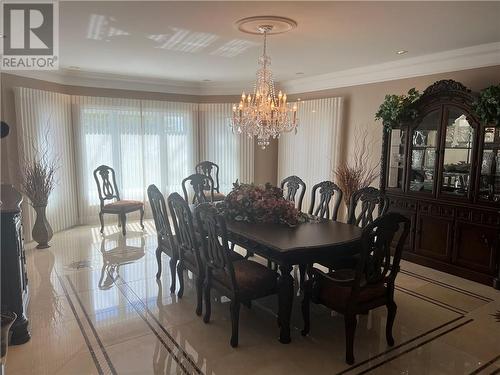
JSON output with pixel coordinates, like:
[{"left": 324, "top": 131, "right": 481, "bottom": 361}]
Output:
[
  {"left": 473, "top": 84, "right": 500, "bottom": 127},
  {"left": 375, "top": 88, "right": 421, "bottom": 131}
]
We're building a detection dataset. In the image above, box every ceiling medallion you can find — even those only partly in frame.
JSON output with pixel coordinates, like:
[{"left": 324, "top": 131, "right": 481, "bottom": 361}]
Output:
[{"left": 231, "top": 17, "right": 299, "bottom": 149}]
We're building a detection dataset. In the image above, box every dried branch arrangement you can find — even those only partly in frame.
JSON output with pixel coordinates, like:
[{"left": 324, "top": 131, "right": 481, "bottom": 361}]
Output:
[
  {"left": 334, "top": 127, "right": 380, "bottom": 207},
  {"left": 20, "top": 130, "right": 59, "bottom": 206}
]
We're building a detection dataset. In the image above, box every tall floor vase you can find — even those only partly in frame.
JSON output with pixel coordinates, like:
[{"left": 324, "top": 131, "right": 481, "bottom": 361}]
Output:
[{"left": 32, "top": 205, "right": 53, "bottom": 249}]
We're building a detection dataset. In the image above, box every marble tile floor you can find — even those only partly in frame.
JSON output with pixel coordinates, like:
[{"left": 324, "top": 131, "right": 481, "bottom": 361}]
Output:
[{"left": 5, "top": 220, "right": 500, "bottom": 375}]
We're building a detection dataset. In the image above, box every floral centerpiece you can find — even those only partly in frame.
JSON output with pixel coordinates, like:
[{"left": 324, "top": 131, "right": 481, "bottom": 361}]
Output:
[{"left": 219, "top": 181, "right": 308, "bottom": 227}]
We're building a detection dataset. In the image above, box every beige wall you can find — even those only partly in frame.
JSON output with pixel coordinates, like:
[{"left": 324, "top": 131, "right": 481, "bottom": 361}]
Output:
[{"left": 2, "top": 65, "right": 500, "bottom": 186}]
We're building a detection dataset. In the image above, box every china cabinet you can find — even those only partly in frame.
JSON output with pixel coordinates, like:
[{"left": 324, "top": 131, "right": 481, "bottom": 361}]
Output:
[{"left": 380, "top": 80, "right": 500, "bottom": 288}]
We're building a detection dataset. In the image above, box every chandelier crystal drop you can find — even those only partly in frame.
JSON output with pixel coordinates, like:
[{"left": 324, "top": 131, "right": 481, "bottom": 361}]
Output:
[{"left": 231, "top": 25, "right": 299, "bottom": 149}]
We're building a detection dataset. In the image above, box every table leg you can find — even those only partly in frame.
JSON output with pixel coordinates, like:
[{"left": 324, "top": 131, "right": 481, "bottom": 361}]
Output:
[{"left": 278, "top": 264, "right": 294, "bottom": 344}]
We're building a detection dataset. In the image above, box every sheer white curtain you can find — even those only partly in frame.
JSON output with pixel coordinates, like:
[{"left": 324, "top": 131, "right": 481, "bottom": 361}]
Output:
[
  {"left": 15, "top": 88, "right": 253, "bottom": 230},
  {"left": 278, "top": 97, "right": 343, "bottom": 212},
  {"left": 198, "top": 103, "right": 254, "bottom": 192},
  {"left": 141, "top": 100, "right": 198, "bottom": 195},
  {"left": 72, "top": 96, "right": 198, "bottom": 224},
  {"left": 14, "top": 87, "right": 78, "bottom": 240}
]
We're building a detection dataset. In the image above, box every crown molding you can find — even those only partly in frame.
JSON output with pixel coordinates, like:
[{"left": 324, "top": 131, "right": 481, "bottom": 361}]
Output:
[
  {"left": 5, "top": 42, "right": 500, "bottom": 96},
  {"left": 5, "top": 69, "right": 249, "bottom": 96},
  {"left": 280, "top": 42, "right": 500, "bottom": 94}
]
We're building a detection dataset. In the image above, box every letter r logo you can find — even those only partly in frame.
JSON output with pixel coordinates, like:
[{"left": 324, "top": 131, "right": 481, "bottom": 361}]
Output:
[{"left": 3, "top": 3, "right": 54, "bottom": 55}]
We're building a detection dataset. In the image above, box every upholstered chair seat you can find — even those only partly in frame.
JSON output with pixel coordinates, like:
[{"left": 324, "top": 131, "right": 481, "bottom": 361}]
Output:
[
  {"left": 314, "top": 269, "right": 387, "bottom": 311},
  {"left": 103, "top": 200, "right": 144, "bottom": 213},
  {"left": 213, "top": 259, "right": 278, "bottom": 298}
]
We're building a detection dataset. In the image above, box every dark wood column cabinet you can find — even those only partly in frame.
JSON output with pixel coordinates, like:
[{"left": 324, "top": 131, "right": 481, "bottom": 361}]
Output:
[
  {"left": 1, "top": 185, "right": 30, "bottom": 344},
  {"left": 380, "top": 80, "right": 500, "bottom": 288}
]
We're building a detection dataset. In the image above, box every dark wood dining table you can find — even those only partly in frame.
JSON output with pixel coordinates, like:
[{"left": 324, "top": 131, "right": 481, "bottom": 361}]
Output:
[{"left": 225, "top": 219, "right": 363, "bottom": 344}]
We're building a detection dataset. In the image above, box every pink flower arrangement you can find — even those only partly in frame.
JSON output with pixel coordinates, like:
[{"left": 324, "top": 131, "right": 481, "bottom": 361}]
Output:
[{"left": 220, "top": 181, "right": 307, "bottom": 227}]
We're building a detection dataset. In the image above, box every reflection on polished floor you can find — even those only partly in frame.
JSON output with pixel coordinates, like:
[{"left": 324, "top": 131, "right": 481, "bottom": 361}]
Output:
[{"left": 6, "top": 220, "right": 500, "bottom": 375}]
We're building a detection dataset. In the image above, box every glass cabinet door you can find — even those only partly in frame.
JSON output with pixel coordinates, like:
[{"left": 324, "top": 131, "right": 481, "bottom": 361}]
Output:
[
  {"left": 479, "top": 127, "right": 500, "bottom": 203},
  {"left": 440, "top": 108, "right": 474, "bottom": 197},
  {"left": 409, "top": 110, "right": 440, "bottom": 193},
  {"left": 387, "top": 129, "right": 406, "bottom": 189}
]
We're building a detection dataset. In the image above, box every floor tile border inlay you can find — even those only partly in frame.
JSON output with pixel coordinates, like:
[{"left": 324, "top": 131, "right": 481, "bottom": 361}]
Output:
[
  {"left": 114, "top": 278, "right": 203, "bottom": 375},
  {"left": 56, "top": 274, "right": 112, "bottom": 375},
  {"left": 469, "top": 353, "right": 500, "bottom": 375},
  {"left": 336, "top": 316, "right": 466, "bottom": 375},
  {"left": 355, "top": 319, "right": 475, "bottom": 375},
  {"left": 395, "top": 285, "right": 467, "bottom": 315},
  {"left": 400, "top": 269, "right": 494, "bottom": 303}
]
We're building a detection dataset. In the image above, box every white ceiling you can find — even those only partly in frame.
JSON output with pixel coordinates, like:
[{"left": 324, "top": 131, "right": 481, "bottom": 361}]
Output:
[{"left": 23, "top": 1, "right": 500, "bottom": 94}]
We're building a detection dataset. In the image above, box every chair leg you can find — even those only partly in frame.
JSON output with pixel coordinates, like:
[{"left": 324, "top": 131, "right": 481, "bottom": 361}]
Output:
[
  {"left": 155, "top": 247, "right": 162, "bottom": 279},
  {"left": 99, "top": 212, "right": 104, "bottom": 233},
  {"left": 230, "top": 299, "right": 241, "bottom": 348},
  {"left": 120, "top": 213, "right": 127, "bottom": 236},
  {"left": 386, "top": 302, "right": 397, "bottom": 346},
  {"left": 139, "top": 207, "right": 145, "bottom": 229},
  {"left": 177, "top": 261, "right": 184, "bottom": 298},
  {"left": 195, "top": 275, "right": 203, "bottom": 316},
  {"left": 299, "top": 264, "right": 306, "bottom": 290},
  {"left": 169, "top": 257, "right": 177, "bottom": 294},
  {"left": 344, "top": 314, "right": 357, "bottom": 365},
  {"left": 301, "top": 279, "right": 311, "bottom": 336},
  {"left": 203, "top": 273, "right": 211, "bottom": 323}
]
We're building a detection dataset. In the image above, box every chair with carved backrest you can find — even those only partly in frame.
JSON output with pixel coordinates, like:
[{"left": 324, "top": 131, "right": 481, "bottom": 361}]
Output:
[
  {"left": 194, "top": 203, "right": 279, "bottom": 347},
  {"left": 167, "top": 192, "right": 204, "bottom": 315},
  {"left": 308, "top": 181, "right": 343, "bottom": 221},
  {"left": 297, "top": 181, "right": 343, "bottom": 286},
  {"left": 347, "top": 187, "right": 389, "bottom": 228},
  {"left": 93, "top": 165, "right": 144, "bottom": 236},
  {"left": 280, "top": 175, "right": 306, "bottom": 211},
  {"left": 148, "top": 184, "right": 177, "bottom": 293},
  {"left": 181, "top": 173, "right": 215, "bottom": 204},
  {"left": 302, "top": 213, "right": 410, "bottom": 364},
  {"left": 321, "top": 187, "right": 390, "bottom": 271},
  {"left": 195, "top": 161, "right": 226, "bottom": 202}
]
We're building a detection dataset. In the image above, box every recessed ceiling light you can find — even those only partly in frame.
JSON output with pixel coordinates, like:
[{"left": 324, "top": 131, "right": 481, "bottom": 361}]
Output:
[
  {"left": 67, "top": 66, "right": 81, "bottom": 70},
  {"left": 397, "top": 50, "right": 408, "bottom": 55},
  {"left": 296, "top": 72, "right": 304, "bottom": 75},
  {"left": 202, "top": 79, "right": 212, "bottom": 82}
]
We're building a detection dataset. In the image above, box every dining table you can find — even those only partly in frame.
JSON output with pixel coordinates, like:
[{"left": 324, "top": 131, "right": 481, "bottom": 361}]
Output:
[{"left": 224, "top": 219, "right": 363, "bottom": 344}]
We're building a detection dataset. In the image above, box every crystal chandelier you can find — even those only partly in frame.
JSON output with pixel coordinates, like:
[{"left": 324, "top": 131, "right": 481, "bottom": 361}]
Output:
[{"left": 231, "top": 25, "right": 298, "bottom": 149}]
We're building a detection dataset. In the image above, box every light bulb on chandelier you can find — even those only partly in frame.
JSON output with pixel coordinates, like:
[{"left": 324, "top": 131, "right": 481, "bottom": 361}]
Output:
[{"left": 231, "top": 22, "right": 299, "bottom": 149}]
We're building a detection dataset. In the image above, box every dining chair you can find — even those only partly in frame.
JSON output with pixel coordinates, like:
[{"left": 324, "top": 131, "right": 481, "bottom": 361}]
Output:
[
  {"left": 182, "top": 173, "right": 215, "bottom": 204},
  {"left": 93, "top": 165, "right": 144, "bottom": 236},
  {"left": 301, "top": 213, "right": 410, "bottom": 364},
  {"left": 195, "top": 161, "right": 226, "bottom": 202},
  {"left": 308, "top": 181, "right": 343, "bottom": 221},
  {"left": 322, "top": 187, "right": 390, "bottom": 272},
  {"left": 167, "top": 192, "right": 204, "bottom": 315},
  {"left": 194, "top": 202, "right": 279, "bottom": 347},
  {"left": 280, "top": 175, "right": 306, "bottom": 211},
  {"left": 148, "top": 185, "right": 177, "bottom": 293},
  {"left": 347, "top": 187, "right": 389, "bottom": 228}
]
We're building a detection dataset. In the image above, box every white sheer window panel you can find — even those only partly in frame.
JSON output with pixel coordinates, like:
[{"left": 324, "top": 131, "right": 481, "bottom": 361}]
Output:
[
  {"left": 72, "top": 96, "right": 198, "bottom": 224},
  {"left": 14, "top": 87, "right": 78, "bottom": 241},
  {"left": 278, "top": 97, "right": 343, "bottom": 213},
  {"left": 198, "top": 103, "right": 254, "bottom": 192}
]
